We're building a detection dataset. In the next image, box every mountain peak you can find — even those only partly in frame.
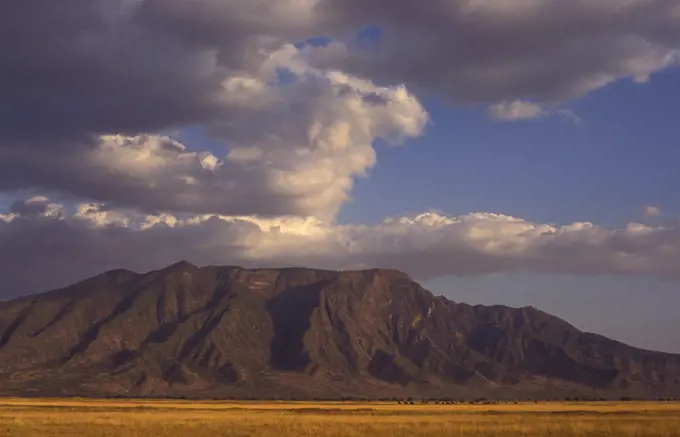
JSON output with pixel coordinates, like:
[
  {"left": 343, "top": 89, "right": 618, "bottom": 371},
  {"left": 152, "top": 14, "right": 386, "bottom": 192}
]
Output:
[{"left": 165, "top": 260, "right": 198, "bottom": 271}]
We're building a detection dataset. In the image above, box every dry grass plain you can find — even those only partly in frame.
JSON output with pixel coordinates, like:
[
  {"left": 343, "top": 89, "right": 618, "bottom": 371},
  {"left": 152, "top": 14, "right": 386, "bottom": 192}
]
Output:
[{"left": 0, "top": 398, "right": 678, "bottom": 436}]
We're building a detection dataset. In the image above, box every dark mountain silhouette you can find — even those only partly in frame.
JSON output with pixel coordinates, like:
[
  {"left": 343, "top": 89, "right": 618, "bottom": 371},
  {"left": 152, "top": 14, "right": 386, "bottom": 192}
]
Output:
[{"left": 1, "top": 262, "right": 679, "bottom": 399}]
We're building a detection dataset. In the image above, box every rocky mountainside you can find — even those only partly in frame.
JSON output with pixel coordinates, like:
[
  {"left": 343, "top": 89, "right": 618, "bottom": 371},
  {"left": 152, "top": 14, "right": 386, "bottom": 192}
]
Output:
[{"left": 0, "top": 262, "right": 679, "bottom": 399}]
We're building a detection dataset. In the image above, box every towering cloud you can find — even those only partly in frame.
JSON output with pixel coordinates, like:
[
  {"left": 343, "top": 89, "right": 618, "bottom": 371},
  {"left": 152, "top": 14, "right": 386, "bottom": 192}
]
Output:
[{"left": 1, "top": 56, "right": 427, "bottom": 219}]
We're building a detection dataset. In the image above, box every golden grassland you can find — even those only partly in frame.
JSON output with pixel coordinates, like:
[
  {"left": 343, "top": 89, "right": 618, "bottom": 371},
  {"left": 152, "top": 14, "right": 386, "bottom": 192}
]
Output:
[{"left": 0, "top": 398, "right": 679, "bottom": 436}]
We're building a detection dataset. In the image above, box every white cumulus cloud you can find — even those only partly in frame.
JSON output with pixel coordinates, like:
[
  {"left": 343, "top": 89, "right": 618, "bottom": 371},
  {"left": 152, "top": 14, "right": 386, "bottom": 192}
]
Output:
[
  {"left": 643, "top": 206, "right": 662, "bottom": 218},
  {"left": 488, "top": 101, "right": 547, "bottom": 121},
  {"left": 488, "top": 100, "right": 583, "bottom": 124},
  {"left": 3, "top": 199, "right": 680, "bottom": 297}
]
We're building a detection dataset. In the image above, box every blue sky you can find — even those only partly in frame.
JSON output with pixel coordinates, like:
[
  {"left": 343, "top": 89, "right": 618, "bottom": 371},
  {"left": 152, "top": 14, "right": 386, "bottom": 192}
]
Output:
[{"left": 338, "top": 68, "right": 680, "bottom": 228}]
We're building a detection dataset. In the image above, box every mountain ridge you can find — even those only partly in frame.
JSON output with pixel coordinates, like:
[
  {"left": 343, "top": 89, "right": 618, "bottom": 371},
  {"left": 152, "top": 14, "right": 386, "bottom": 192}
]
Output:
[{"left": 0, "top": 261, "right": 679, "bottom": 399}]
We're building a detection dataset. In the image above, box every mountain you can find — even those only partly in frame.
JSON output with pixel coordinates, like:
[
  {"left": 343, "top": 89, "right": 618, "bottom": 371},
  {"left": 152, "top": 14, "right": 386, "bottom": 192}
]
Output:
[{"left": 0, "top": 262, "right": 679, "bottom": 400}]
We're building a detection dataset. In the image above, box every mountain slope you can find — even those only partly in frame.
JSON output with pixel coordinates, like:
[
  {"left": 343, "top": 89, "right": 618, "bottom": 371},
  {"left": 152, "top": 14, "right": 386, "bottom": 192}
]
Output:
[{"left": 0, "top": 262, "right": 679, "bottom": 399}]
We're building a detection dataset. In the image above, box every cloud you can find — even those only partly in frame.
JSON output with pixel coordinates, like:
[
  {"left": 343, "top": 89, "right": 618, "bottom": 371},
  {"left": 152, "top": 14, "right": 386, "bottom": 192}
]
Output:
[
  {"left": 0, "top": 45, "right": 426, "bottom": 219},
  {"left": 488, "top": 101, "right": 547, "bottom": 121},
  {"left": 316, "top": 0, "right": 680, "bottom": 102},
  {"left": 3, "top": 0, "right": 677, "bottom": 142},
  {"left": 643, "top": 205, "right": 662, "bottom": 218},
  {"left": 3, "top": 199, "right": 680, "bottom": 298},
  {"left": 0, "top": 0, "right": 675, "bottom": 219},
  {"left": 488, "top": 100, "right": 583, "bottom": 124},
  {"left": 8, "top": 196, "right": 64, "bottom": 218},
  {"left": 0, "top": 0, "right": 321, "bottom": 141},
  {"left": 0, "top": 1, "right": 424, "bottom": 219}
]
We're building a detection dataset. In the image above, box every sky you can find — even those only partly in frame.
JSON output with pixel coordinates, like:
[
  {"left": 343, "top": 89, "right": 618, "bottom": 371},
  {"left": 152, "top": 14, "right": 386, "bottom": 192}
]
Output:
[{"left": 1, "top": 0, "right": 679, "bottom": 352}]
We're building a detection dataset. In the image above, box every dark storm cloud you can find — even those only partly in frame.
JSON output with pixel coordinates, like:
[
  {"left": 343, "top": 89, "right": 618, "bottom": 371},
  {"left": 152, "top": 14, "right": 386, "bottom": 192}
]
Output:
[
  {"left": 0, "top": 1, "right": 231, "bottom": 141},
  {"left": 315, "top": 0, "right": 680, "bottom": 102},
  {"left": 0, "top": 0, "right": 328, "bottom": 141},
  {"left": 4, "top": 0, "right": 677, "bottom": 142}
]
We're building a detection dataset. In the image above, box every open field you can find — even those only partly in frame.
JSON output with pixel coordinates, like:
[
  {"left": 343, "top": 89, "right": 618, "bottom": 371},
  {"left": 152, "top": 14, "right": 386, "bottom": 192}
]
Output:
[{"left": 0, "top": 398, "right": 679, "bottom": 436}]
